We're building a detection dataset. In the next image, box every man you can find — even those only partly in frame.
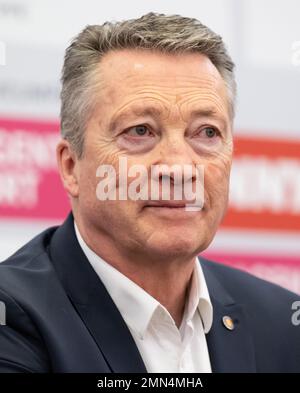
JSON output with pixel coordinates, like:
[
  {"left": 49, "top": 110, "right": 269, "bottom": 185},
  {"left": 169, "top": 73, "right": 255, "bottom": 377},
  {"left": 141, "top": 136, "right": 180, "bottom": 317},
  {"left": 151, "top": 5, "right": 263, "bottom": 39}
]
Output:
[{"left": 0, "top": 12, "right": 299, "bottom": 373}]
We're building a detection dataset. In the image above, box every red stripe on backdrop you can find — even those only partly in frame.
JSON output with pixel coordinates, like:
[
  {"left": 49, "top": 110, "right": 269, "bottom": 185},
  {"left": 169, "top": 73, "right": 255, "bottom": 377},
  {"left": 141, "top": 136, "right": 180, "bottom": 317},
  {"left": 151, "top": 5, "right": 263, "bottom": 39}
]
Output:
[
  {"left": 221, "top": 135, "right": 300, "bottom": 232},
  {"left": 233, "top": 135, "right": 300, "bottom": 158},
  {"left": 221, "top": 212, "right": 300, "bottom": 231},
  {"left": 0, "top": 116, "right": 60, "bottom": 132}
]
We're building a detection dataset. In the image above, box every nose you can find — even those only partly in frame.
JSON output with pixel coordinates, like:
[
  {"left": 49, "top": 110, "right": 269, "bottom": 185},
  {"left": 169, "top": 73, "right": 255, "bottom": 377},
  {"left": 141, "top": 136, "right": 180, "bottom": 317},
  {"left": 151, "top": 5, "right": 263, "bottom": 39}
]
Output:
[
  {"left": 149, "top": 132, "right": 205, "bottom": 208},
  {"left": 153, "top": 133, "right": 198, "bottom": 185}
]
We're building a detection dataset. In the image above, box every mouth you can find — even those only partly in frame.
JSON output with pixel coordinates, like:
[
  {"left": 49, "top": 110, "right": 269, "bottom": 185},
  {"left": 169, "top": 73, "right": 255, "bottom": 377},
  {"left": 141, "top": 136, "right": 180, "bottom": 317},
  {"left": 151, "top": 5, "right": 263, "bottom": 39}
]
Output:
[
  {"left": 143, "top": 201, "right": 204, "bottom": 216},
  {"left": 145, "top": 201, "right": 188, "bottom": 208}
]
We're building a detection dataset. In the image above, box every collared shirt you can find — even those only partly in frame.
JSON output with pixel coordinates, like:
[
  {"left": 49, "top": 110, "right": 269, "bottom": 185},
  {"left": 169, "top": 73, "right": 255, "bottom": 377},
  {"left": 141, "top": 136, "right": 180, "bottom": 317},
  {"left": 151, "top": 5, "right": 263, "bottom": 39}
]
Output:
[{"left": 74, "top": 222, "right": 213, "bottom": 373}]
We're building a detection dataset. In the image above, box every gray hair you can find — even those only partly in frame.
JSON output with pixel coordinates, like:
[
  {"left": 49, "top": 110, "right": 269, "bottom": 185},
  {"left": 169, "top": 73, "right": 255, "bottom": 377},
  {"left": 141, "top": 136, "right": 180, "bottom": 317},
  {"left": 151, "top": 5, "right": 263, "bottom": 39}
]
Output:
[{"left": 60, "top": 12, "right": 236, "bottom": 157}]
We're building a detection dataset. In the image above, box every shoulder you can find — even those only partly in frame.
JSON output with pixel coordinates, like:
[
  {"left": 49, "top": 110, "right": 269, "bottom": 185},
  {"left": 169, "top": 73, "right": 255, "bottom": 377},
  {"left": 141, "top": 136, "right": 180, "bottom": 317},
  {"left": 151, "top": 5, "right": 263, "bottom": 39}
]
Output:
[
  {"left": 201, "top": 258, "right": 300, "bottom": 371},
  {"left": 200, "top": 257, "right": 300, "bottom": 313},
  {"left": 0, "top": 226, "right": 60, "bottom": 372},
  {"left": 0, "top": 225, "right": 58, "bottom": 300}
]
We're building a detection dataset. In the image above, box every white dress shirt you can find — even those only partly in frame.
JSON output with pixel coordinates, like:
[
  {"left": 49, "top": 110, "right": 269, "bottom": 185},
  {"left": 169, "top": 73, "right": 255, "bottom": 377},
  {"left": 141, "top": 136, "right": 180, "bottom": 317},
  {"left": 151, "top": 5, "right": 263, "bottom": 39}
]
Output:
[{"left": 74, "top": 222, "right": 213, "bottom": 373}]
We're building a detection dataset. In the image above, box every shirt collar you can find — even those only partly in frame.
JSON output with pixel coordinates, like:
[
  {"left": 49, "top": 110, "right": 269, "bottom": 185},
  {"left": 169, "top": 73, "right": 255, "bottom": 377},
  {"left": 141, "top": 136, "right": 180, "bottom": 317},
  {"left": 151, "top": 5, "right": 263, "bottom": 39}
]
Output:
[
  {"left": 74, "top": 221, "right": 213, "bottom": 337},
  {"left": 194, "top": 258, "right": 213, "bottom": 333}
]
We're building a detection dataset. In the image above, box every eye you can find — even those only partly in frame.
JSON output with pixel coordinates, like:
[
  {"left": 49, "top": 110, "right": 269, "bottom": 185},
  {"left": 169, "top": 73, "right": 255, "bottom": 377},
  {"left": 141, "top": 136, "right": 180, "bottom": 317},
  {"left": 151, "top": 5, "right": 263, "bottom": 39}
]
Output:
[
  {"left": 126, "top": 125, "right": 152, "bottom": 137},
  {"left": 193, "top": 126, "right": 220, "bottom": 140},
  {"left": 203, "top": 127, "right": 218, "bottom": 138}
]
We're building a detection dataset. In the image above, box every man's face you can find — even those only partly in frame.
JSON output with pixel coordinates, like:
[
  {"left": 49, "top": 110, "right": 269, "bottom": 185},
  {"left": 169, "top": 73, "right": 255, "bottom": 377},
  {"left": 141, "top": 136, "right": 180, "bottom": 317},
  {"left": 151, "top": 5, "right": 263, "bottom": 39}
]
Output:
[{"left": 75, "top": 49, "right": 233, "bottom": 261}]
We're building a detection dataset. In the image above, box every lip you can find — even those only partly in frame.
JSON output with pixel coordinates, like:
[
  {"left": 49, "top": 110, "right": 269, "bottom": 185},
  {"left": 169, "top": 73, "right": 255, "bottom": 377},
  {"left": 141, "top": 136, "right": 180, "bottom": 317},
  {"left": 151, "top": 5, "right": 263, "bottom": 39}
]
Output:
[
  {"left": 143, "top": 204, "right": 203, "bottom": 219},
  {"left": 143, "top": 200, "right": 204, "bottom": 213},
  {"left": 145, "top": 201, "right": 191, "bottom": 208}
]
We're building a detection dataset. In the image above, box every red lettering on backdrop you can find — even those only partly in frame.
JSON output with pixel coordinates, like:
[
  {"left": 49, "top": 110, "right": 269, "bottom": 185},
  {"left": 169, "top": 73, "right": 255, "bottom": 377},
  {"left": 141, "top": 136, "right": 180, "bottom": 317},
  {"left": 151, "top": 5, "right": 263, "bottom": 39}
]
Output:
[{"left": 0, "top": 117, "right": 69, "bottom": 219}]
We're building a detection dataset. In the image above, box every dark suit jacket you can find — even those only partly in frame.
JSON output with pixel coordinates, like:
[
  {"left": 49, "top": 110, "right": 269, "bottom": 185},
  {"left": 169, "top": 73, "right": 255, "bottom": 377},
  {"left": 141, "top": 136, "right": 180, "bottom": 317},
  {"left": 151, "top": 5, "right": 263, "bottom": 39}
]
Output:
[{"left": 0, "top": 212, "right": 299, "bottom": 373}]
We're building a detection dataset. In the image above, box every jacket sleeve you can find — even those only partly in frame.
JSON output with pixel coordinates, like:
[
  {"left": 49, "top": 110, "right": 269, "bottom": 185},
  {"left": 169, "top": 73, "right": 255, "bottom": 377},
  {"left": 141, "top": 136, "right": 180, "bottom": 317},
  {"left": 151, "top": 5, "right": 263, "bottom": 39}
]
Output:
[{"left": 0, "top": 288, "right": 51, "bottom": 373}]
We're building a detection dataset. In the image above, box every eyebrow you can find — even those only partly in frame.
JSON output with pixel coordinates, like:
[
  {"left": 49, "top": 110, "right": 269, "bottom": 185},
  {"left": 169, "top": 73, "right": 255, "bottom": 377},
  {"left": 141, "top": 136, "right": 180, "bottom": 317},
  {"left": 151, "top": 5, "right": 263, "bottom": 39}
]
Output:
[
  {"left": 108, "top": 105, "right": 227, "bottom": 131},
  {"left": 108, "top": 106, "right": 163, "bottom": 131}
]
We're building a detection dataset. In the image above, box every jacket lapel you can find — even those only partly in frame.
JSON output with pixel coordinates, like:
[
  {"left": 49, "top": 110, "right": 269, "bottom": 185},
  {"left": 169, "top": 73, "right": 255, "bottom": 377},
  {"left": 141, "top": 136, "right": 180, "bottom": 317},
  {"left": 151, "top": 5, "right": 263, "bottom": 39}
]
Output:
[
  {"left": 49, "top": 213, "right": 256, "bottom": 373},
  {"left": 201, "top": 258, "right": 257, "bottom": 372},
  {"left": 49, "top": 212, "right": 147, "bottom": 373}
]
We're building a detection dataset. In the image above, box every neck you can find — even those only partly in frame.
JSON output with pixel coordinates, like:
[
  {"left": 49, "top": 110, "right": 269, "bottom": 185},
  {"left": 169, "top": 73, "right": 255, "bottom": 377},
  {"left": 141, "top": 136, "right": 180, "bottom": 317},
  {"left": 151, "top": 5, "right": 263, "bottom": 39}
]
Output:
[
  {"left": 75, "top": 217, "right": 196, "bottom": 328},
  {"left": 123, "top": 258, "right": 195, "bottom": 327}
]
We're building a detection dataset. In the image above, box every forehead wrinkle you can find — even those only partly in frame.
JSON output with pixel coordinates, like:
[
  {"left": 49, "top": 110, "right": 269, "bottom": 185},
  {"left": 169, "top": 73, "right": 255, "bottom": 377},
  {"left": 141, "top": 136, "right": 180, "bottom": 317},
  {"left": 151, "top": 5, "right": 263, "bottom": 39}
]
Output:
[
  {"left": 117, "top": 74, "right": 222, "bottom": 91},
  {"left": 112, "top": 93, "right": 169, "bottom": 114},
  {"left": 105, "top": 77, "right": 229, "bottom": 131},
  {"left": 110, "top": 79, "right": 227, "bottom": 113},
  {"left": 177, "top": 84, "right": 230, "bottom": 119},
  {"left": 108, "top": 96, "right": 170, "bottom": 130},
  {"left": 110, "top": 82, "right": 226, "bottom": 108},
  {"left": 178, "top": 93, "right": 228, "bottom": 115},
  {"left": 103, "top": 68, "right": 226, "bottom": 103}
]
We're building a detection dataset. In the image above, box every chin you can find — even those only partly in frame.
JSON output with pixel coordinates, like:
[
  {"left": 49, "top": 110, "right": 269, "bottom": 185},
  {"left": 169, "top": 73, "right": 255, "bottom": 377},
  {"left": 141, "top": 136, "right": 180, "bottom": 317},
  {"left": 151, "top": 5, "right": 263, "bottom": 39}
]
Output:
[{"left": 143, "top": 230, "right": 208, "bottom": 260}]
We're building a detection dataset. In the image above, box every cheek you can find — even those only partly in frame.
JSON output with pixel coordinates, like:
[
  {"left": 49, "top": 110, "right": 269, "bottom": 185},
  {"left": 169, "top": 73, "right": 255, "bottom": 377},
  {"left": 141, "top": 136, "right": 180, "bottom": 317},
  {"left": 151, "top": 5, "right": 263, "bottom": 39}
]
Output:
[
  {"left": 79, "top": 142, "right": 122, "bottom": 191},
  {"left": 85, "top": 121, "right": 126, "bottom": 167},
  {"left": 79, "top": 167, "right": 97, "bottom": 203},
  {"left": 94, "top": 142, "right": 123, "bottom": 167},
  {"left": 204, "top": 158, "right": 231, "bottom": 206}
]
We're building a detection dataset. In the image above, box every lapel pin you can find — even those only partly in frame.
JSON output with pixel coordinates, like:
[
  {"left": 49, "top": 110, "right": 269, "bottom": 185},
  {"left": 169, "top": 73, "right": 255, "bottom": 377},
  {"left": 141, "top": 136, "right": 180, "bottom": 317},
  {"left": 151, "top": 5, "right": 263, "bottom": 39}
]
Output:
[{"left": 222, "top": 315, "right": 235, "bottom": 331}]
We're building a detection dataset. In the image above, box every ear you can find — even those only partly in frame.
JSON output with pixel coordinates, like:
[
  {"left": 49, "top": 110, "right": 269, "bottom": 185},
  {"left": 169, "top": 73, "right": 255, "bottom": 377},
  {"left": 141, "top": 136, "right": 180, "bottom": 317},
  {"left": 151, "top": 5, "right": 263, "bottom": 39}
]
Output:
[{"left": 56, "top": 139, "right": 79, "bottom": 198}]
